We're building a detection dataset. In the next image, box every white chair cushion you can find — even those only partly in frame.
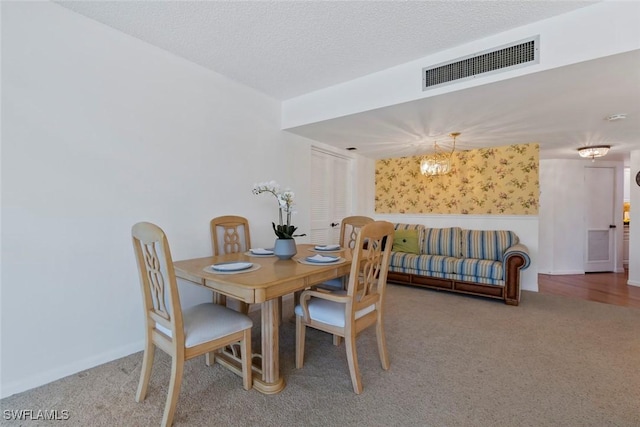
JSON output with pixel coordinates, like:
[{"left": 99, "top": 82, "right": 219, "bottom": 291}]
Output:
[
  {"left": 156, "top": 303, "right": 252, "bottom": 348},
  {"left": 294, "top": 294, "right": 375, "bottom": 328}
]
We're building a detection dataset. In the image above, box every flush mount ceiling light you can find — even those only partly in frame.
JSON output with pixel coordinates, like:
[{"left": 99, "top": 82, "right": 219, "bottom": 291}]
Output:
[
  {"left": 577, "top": 145, "right": 610, "bottom": 161},
  {"left": 605, "top": 113, "right": 627, "bottom": 122},
  {"left": 420, "top": 132, "right": 459, "bottom": 176}
]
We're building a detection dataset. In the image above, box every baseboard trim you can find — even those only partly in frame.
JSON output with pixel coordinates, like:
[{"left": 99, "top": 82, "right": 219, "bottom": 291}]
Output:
[
  {"left": 0, "top": 340, "right": 144, "bottom": 399},
  {"left": 627, "top": 280, "right": 640, "bottom": 287}
]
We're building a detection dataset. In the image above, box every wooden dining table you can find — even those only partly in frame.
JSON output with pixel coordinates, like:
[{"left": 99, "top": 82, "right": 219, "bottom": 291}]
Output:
[{"left": 173, "top": 243, "right": 353, "bottom": 394}]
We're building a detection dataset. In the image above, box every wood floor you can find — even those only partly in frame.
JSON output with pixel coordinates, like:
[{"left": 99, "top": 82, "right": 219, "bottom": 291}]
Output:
[{"left": 538, "top": 268, "right": 640, "bottom": 309}]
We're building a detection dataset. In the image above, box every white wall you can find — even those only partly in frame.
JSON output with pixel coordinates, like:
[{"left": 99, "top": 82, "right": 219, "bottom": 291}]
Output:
[
  {"left": 629, "top": 151, "right": 640, "bottom": 287},
  {"left": 0, "top": 2, "right": 373, "bottom": 397},
  {"left": 538, "top": 160, "right": 586, "bottom": 274},
  {"left": 624, "top": 167, "right": 631, "bottom": 202},
  {"left": 538, "top": 159, "right": 625, "bottom": 275},
  {"left": 352, "top": 152, "right": 376, "bottom": 215}
]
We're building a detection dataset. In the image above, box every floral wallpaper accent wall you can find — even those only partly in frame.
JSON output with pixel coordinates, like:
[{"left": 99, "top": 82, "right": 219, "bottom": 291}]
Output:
[{"left": 375, "top": 143, "right": 539, "bottom": 215}]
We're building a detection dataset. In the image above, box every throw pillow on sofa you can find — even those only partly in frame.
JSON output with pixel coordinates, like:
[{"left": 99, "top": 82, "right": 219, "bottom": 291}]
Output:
[
  {"left": 461, "top": 229, "right": 519, "bottom": 261},
  {"left": 392, "top": 229, "right": 421, "bottom": 254}
]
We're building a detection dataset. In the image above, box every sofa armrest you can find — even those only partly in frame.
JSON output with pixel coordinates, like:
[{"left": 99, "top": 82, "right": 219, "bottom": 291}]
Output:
[
  {"left": 502, "top": 243, "right": 530, "bottom": 306},
  {"left": 503, "top": 243, "right": 531, "bottom": 270}
]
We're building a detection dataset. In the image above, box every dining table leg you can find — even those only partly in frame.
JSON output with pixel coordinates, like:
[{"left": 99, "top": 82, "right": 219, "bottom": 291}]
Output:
[{"left": 252, "top": 297, "right": 285, "bottom": 394}]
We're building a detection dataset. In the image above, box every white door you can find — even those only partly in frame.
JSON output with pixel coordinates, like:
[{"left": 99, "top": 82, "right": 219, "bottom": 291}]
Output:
[
  {"left": 584, "top": 167, "right": 615, "bottom": 272},
  {"left": 310, "top": 148, "right": 351, "bottom": 245}
]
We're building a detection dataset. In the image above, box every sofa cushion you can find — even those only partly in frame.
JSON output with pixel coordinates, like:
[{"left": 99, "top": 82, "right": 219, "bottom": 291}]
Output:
[
  {"left": 390, "top": 252, "right": 457, "bottom": 274},
  {"left": 423, "top": 227, "right": 462, "bottom": 257},
  {"left": 389, "top": 252, "right": 421, "bottom": 272},
  {"left": 461, "top": 230, "right": 519, "bottom": 261},
  {"left": 392, "top": 229, "right": 421, "bottom": 254},
  {"left": 454, "top": 258, "right": 504, "bottom": 281},
  {"left": 416, "top": 255, "right": 459, "bottom": 274}
]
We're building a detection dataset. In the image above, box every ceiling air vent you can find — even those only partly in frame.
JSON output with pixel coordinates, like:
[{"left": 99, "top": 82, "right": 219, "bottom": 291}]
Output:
[{"left": 422, "top": 36, "right": 539, "bottom": 91}]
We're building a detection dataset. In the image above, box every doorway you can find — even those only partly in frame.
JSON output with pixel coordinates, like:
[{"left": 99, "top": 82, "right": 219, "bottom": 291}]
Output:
[{"left": 584, "top": 166, "right": 616, "bottom": 272}]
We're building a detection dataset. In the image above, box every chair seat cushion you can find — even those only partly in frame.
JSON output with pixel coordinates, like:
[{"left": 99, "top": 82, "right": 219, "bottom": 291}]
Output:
[
  {"left": 294, "top": 292, "right": 375, "bottom": 328},
  {"left": 156, "top": 303, "right": 252, "bottom": 348}
]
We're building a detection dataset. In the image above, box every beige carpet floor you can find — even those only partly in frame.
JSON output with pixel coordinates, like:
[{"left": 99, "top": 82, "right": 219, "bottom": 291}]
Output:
[{"left": 2, "top": 284, "right": 639, "bottom": 426}]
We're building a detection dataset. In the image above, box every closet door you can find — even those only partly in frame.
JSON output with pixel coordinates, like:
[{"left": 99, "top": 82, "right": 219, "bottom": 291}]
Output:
[
  {"left": 310, "top": 148, "right": 351, "bottom": 245},
  {"left": 584, "top": 166, "right": 615, "bottom": 272}
]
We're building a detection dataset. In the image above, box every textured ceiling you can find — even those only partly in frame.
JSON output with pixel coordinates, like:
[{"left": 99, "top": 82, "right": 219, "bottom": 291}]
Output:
[
  {"left": 55, "top": 1, "right": 638, "bottom": 163},
  {"left": 56, "top": 1, "right": 598, "bottom": 100}
]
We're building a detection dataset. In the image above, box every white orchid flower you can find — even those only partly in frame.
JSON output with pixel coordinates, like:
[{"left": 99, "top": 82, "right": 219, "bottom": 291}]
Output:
[{"left": 252, "top": 180, "right": 302, "bottom": 239}]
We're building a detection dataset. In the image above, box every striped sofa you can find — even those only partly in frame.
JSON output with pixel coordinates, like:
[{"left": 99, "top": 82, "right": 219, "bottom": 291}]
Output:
[{"left": 387, "top": 223, "right": 530, "bottom": 305}]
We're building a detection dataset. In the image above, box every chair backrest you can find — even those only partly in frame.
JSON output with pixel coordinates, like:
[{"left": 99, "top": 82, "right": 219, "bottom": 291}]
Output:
[
  {"left": 346, "top": 221, "right": 394, "bottom": 311},
  {"left": 132, "top": 222, "right": 184, "bottom": 346},
  {"left": 340, "top": 216, "right": 374, "bottom": 249},
  {"left": 210, "top": 215, "right": 252, "bottom": 256}
]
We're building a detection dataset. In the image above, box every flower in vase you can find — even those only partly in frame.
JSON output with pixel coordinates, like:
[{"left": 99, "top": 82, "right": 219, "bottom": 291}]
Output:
[{"left": 252, "top": 181, "right": 304, "bottom": 239}]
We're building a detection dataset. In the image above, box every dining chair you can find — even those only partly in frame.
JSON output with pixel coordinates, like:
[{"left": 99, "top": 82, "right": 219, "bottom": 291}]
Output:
[
  {"left": 210, "top": 215, "right": 251, "bottom": 312},
  {"left": 318, "top": 215, "right": 374, "bottom": 292},
  {"left": 295, "top": 220, "right": 394, "bottom": 394},
  {"left": 211, "top": 215, "right": 252, "bottom": 258},
  {"left": 314, "top": 215, "right": 375, "bottom": 345},
  {"left": 132, "top": 222, "right": 252, "bottom": 427},
  {"left": 210, "top": 215, "right": 284, "bottom": 324},
  {"left": 339, "top": 215, "right": 374, "bottom": 249}
]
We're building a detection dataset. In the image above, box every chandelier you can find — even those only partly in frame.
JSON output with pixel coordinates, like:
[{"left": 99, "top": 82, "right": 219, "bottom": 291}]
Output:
[
  {"left": 577, "top": 145, "right": 610, "bottom": 161},
  {"left": 420, "top": 132, "right": 460, "bottom": 176}
]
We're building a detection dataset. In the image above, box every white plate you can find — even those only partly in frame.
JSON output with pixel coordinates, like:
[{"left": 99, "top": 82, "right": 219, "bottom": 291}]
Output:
[
  {"left": 305, "top": 254, "right": 340, "bottom": 264},
  {"left": 314, "top": 245, "right": 341, "bottom": 251},
  {"left": 250, "top": 248, "right": 274, "bottom": 255},
  {"left": 211, "top": 262, "right": 253, "bottom": 272}
]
